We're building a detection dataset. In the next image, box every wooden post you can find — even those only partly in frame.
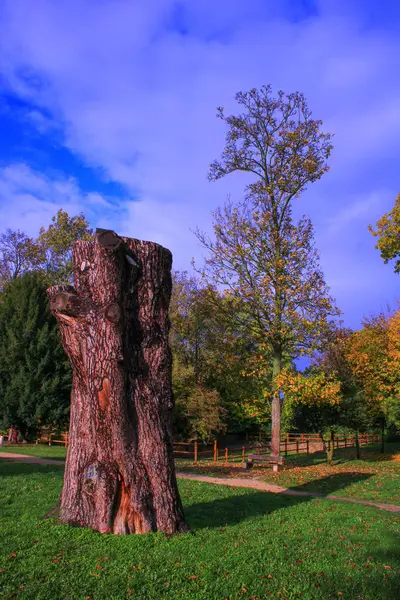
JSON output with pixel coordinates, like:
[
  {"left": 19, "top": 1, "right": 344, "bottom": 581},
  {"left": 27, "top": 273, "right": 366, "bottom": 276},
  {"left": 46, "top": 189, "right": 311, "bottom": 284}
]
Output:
[
  {"left": 225, "top": 447, "right": 228, "bottom": 465},
  {"left": 285, "top": 438, "right": 288, "bottom": 457},
  {"left": 306, "top": 440, "right": 309, "bottom": 455},
  {"left": 296, "top": 440, "right": 299, "bottom": 455},
  {"left": 213, "top": 440, "right": 218, "bottom": 462},
  {"left": 344, "top": 437, "right": 347, "bottom": 448},
  {"left": 194, "top": 441, "right": 198, "bottom": 463},
  {"left": 257, "top": 445, "right": 261, "bottom": 455},
  {"left": 242, "top": 446, "right": 245, "bottom": 461}
]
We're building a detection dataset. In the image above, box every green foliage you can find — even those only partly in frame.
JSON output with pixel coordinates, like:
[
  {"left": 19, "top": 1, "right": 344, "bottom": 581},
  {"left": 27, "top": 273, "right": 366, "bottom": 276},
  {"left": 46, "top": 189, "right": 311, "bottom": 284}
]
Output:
[
  {"left": 1, "top": 463, "right": 400, "bottom": 599},
  {"left": 33, "top": 209, "right": 94, "bottom": 283},
  {"left": 0, "top": 272, "right": 71, "bottom": 435},
  {"left": 369, "top": 193, "right": 400, "bottom": 274},
  {"left": 0, "top": 210, "right": 93, "bottom": 289},
  {"left": 170, "top": 271, "right": 269, "bottom": 436},
  {"left": 345, "top": 310, "right": 400, "bottom": 431}
]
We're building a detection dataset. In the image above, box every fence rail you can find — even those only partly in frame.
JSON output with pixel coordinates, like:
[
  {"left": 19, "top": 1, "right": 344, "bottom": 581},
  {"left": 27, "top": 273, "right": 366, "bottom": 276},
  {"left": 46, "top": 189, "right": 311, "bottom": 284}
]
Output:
[
  {"left": 173, "top": 433, "right": 381, "bottom": 464},
  {"left": 22, "top": 430, "right": 381, "bottom": 462}
]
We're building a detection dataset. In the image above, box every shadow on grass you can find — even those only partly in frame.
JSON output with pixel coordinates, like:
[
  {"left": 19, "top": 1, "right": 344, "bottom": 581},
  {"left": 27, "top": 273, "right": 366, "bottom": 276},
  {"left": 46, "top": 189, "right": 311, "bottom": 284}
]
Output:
[
  {"left": 0, "top": 461, "right": 64, "bottom": 477},
  {"left": 186, "top": 472, "right": 374, "bottom": 529},
  {"left": 276, "top": 445, "right": 400, "bottom": 470},
  {"left": 285, "top": 471, "right": 373, "bottom": 495}
]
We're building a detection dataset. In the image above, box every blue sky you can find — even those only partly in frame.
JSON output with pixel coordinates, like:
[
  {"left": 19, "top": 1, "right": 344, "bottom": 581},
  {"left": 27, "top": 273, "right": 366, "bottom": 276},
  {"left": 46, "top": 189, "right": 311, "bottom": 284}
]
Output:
[{"left": 0, "top": 0, "right": 399, "bottom": 330}]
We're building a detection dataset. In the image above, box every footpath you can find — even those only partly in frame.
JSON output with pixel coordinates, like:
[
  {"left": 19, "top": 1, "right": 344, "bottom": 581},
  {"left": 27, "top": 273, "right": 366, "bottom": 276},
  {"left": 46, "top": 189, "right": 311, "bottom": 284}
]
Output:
[{"left": 1, "top": 452, "right": 399, "bottom": 515}]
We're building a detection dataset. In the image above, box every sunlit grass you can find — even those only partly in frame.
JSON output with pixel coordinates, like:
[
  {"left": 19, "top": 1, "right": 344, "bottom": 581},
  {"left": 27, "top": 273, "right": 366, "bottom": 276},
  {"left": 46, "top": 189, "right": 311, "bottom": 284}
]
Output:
[{"left": 0, "top": 461, "right": 399, "bottom": 599}]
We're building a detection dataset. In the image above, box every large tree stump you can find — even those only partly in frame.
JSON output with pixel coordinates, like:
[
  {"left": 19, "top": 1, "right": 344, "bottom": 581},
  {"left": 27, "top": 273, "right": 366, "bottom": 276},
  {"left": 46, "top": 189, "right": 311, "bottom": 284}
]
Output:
[{"left": 47, "top": 229, "right": 188, "bottom": 535}]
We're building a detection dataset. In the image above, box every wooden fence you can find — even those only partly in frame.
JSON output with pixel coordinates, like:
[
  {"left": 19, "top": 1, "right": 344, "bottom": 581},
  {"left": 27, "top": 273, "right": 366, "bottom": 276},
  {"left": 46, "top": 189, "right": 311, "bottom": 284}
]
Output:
[
  {"left": 31, "top": 430, "right": 381, "bottom": 461},
  {"left": 173, "top": 432, "right": 381, "bottom": 464}
]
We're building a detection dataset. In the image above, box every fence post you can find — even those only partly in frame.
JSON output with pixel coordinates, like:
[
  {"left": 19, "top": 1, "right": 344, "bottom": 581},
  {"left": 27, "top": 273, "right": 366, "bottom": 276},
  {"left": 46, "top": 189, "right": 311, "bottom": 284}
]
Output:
[
  {"left": 225, "top": 447, "right": 229, "bottom": 465},
  {"left": 285, "top": 438, "right": 288, "bottom": 457},
  {"left": 213, "top": 440, "right": 218, "bottom": 462},
  {"left": 306, "top": 440, "right": 309, "bottom": 455},
  {"left": 344, "top": 437, "right": 347, "bottom": 448},
  {"left": 296, "top": 440, "right": 299, "bottom": 455},
  {"left": 242, "top": 446, "right": 245, "bottom": 462},
  {"left": 194, "top": 441, "right": 198, "bottom": 463},
  {"left": 257, "top": 445, "right": 261, "bottom": 455}
]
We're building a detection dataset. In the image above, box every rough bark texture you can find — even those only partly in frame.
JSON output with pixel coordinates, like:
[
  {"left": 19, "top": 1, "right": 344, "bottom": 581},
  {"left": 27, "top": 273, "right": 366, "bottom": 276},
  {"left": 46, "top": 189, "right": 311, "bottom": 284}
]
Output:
[
  {"left": 270, "top": 353, "right": 282, "bottom": 460},
  {"left": 47, "top": 230, "right": 188, "bottom": 535}
]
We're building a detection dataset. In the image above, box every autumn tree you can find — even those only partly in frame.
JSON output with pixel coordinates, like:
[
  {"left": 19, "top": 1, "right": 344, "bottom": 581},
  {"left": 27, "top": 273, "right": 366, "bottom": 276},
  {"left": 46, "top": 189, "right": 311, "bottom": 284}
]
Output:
[
  {"left": 0, "top": 210, "right": 93, "bottom": 288},
  {"left": 0, "top": 229, "right": 37, "bottom": 289},
  {"left": 276, "top": 367, "right": 341, "bottom": 463},
  {"left": 346, "top": 311, "right": 400, "bottom": 443},
  {"left": 170, "top": 271, "right": 267, "bottom": 437},
  {"left": 369, "top": 193, "right": 400, "bottom": 273},
  {"left": 197, "top": 86, "right": 338, "bottom": 457},
  {"left": 34, "top": 209, "right": 94, "bottom": 283}
]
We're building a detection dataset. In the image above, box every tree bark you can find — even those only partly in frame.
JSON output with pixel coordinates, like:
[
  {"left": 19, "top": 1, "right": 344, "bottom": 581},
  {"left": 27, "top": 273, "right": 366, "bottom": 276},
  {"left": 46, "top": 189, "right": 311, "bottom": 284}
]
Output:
[
  {"left": 355, "top": 430, "right": 361, "bottom": 460},
  {"left": 380, "top": 420, "right": 385, "bottom": 454},
  {"left": 47, "top": 229, "right": 189, "bottom": 535},
  {"left": 270, "top": 351, "right": 282, "bottom": 459}
]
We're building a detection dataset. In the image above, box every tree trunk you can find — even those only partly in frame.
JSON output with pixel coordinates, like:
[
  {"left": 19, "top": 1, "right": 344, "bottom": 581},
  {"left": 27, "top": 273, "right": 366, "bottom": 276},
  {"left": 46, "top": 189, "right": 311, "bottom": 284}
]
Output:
[
  {"left": 355, "top": 431, "right": 361, "bottom": 460},
  {"left": 380, "top": 420, "right": 385, "bottom": 454},
  {"left": 270, "top": 352, "right": 282, "bottom": 458},
  {"left": 47, "top": 229, "right": 188, "bottom": 535}
]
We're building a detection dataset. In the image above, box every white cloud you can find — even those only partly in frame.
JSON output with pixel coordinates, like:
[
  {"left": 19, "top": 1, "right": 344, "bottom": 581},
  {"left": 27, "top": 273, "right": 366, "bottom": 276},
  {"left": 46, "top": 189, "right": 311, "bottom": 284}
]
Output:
[
  {"left": 0, "top": 163, "right": 122, "bottom": 236},
  {"left": 0, "top": 0, "right": 399, "bottom": 326}
]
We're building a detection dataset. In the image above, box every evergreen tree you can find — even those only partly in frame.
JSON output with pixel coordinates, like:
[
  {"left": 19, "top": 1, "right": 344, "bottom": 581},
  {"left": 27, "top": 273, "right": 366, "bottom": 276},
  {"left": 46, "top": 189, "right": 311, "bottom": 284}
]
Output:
[{"left": 0, "top": 272, "right": 71, "bottom": 436}]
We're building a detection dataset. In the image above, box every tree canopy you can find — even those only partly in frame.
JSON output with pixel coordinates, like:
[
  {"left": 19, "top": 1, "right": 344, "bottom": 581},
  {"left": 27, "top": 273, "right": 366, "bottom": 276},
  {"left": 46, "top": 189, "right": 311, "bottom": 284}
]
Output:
[
  {"left": 369, "top": 193, "right": 400, "bottom": 274},
  {"left": 196, "top": 85, "right": 338, "bottom": 453}
]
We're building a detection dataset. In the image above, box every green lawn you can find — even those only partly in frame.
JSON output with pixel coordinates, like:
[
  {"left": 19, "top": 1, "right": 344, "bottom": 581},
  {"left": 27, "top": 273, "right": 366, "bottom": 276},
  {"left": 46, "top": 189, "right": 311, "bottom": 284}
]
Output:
[
  {"left": 0, "top": 444, "right": 67, "bottom": 460},
  {"left": 260, "top": 443, "right": 400, "bottom": 506},
  {"left": 1, "top": 462, "right": 400, "bottom": 599}
]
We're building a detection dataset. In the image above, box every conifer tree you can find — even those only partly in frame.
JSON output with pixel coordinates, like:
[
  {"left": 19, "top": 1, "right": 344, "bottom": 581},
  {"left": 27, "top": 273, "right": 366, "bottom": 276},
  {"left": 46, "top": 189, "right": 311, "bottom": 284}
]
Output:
[{"left": 0, "top": 272, "right": 71, "bottom": 436}]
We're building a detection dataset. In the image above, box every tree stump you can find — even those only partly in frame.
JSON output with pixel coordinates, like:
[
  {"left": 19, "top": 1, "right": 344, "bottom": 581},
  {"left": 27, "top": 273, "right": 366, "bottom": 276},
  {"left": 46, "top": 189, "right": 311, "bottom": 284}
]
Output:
[{"left": 47, "top": 229, "right": 188, "bottom": 535}]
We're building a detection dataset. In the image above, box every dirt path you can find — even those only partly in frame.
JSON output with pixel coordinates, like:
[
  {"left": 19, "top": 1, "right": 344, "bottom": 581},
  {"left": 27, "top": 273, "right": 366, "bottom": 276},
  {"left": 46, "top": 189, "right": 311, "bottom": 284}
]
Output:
[
  {"left": 177, "top": 472, "right": 400, "bottom": 514},
  {"left": 1, "top": 452, "right": 399, "bottom": 514},
  {"left": 0, "top": 451, "right": 65, "bottom": 465}
]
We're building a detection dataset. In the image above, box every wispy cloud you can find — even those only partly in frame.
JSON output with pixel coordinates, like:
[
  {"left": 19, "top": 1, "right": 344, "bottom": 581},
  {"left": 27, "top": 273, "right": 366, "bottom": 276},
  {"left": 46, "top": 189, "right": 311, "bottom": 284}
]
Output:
[{"left": 0, "top": 0, "right": 399, "bottom": 327}]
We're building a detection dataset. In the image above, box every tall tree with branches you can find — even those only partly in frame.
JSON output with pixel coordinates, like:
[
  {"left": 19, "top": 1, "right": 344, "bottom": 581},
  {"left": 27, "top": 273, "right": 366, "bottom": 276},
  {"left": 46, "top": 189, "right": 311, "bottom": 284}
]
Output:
[
  {"left": 196, "top": 86, "right": 339, "bottom": 457},
  {"left": 0, "top": 229, "right": 36, "bottom": 288}
]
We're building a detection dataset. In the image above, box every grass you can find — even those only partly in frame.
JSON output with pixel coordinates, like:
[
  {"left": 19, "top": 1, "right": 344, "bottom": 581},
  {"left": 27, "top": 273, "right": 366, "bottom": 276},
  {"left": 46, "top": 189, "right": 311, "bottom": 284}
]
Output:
[
  {"left": 0, "top": 444, "right": 67, "bottom": 460},
  {"left": 260, "top": 443, "right": 400, "bottom": 506},
  {"left": 1, "top": 462, "right": 400, "bottom": 599},
  {"left": 177, "top": 444, "right": 400, "bottom": 507}
]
